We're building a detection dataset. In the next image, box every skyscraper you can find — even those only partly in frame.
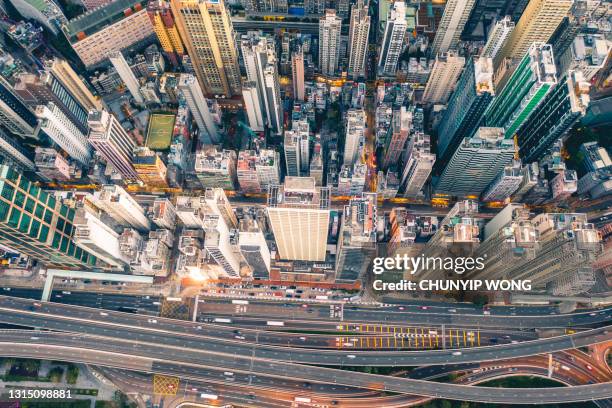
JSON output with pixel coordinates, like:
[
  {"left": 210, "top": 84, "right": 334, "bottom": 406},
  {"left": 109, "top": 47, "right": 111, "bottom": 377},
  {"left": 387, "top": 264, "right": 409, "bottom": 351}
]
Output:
[
  {"left": 133, "top": 147, "right": 169, "bottom": 188},
  {"left": 481, "top": 160, "right": 523, "bottom": 201},
  {"left": 347, "top": 0, "right": 370, "bottom": 79},
  {"left": 435, "top": 127, "right": 515, "bottom": 197},
  {"left": 378, "top": 1, "right": 406, "bottom": 77},
  {"left": 87, "top": 110, "right": 139, "bottom": 181},
  {"left": 401, "top": 133, "right": 435, "bottom": 198},
  {"left": 382, "top": 107, "right": 411, "bottom": 170},
  {"left": 194, "top": 146, "right": 237, "bottom": 190},
  {"left": 109, "top": 52, "right": 145, "bottom": 104},
  {"left": 296, "top": 120, "right": 310, "bottom": 174},
  {"left": 267, "top": 177, "right": 331, "bottom": 261},
  {"left": 437, "top": 57, "right": 495, "bottom": 162},
  {"left": 34, "top": 147, "right": 71, "bottom": 181},
  {"left": 241, "top": 33, "right": 283, "bottom": 135},
  {"left": 494, "top": 0, "right": 573, "bottom": 67},
  {"left": 92, "top": 184, "right": 151, "bottom": 232},
  {"left": 147, "top": 0, "right": 185, "bottom": 66},
  {"left": 430, "top": 0, "right": 477, "bottom": 56},
  {"left": 344, "top": 109, "right": 366, "bottom": 166},
  {"left": 47, "top": 58, "right": 104, "bottom": 112},
  {"left": 0, "top": 78, "right": 38, "bottom": 138},
  {"left": 177, "top": 74, "right": 219, "bottom": 144},
  {"left": 0, "top": 129, "right": 35, "bottom": 170},
  {"left": 485, "top": 42, "right": 557, "bottom": 138},
  {"left": 422, "top": 51, "right": 465, "bottom": 104},
  {"left": 237, "top": 150, "right": 281, "bottom": 194},
  {"left": 171, "top": 0, "right": 241, "bottom": 97},
  {"left": 34, "top": 103, "right": 91, "bottom": 165},
  {"left": 292, "top": 47, "right": 305, "bottom": 101},
  {"left": 284, "top": 129, "right": 301, "bottom": 177},
  {"left": 319, "top": 9, "right": 342, "bottom": 77},
  {"left": 480, "top": 16, "right": 514, "bottom": 60},
  {"left": 241, "top": 82, "right": 265, "bottom": 132},
  {"left": 335, "top": 193, "right": 377, "bottom": 283},
  {"left": 517, "top": 70, "right": 590, "bottom": 163},
  {"left": 0, "top": 165, "right": 97, "bottom": 268}
]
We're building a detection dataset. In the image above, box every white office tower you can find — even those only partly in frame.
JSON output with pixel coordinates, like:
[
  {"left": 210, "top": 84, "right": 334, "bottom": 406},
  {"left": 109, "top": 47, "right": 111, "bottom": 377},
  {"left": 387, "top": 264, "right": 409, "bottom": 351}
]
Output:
[
  {"left": 296, "top": 121, "right": 310, "bottom": 174},
  {"left": 238, "top": 217, "right": 271, "bottom": 278},
  {"left": 419, "top": 200, "right": 480, "bottom": 280},
  {"left": 378, "top": 2, "right": 407, "bottom": 77},
  {"left": 559, "top": 34, "right": 610, "bottom": 81},
  {"left": 202, "top": 214, "right": 240, "bottom": 276},
  {"left": 0, "top": 129, "right": 35, "bottom": 170},
  {"left": 475, "top": 203, "right": 538, "bottom": 280},
  {"left": 204, "top": 187, "right": 238, "bottom": 229},
  {"left": 35, "top": 103, "right": 91, "bottom": 165},
  {"left": 175, "top": 189, "right": 236, "bottom": 230},
  {"left": 109, "top": 52, "right": 144, "bottom": 104},
  {"left": 178, "top": 74, "right": 219, "bottom": 144},
  {"left": 481, "top": 17, "right": 515, "bottom": 60},
  {"left": 87, "top": 110, "right": 138, "bottom": 181},
  {"left": 256, "top": 149, "right": 281, "bottom": 190},
  {"left": 92, "top": 185, "right": 151, "bottom": 232},
  {"left": 242, "top": 82, "right": 265, "bottom": 131},
  {"left": 401, "top": 133, "right": 435, "bottom": 198},
  {"left": 481, "top": 160, "right": 523, "bottom": 201},
  {"left": 430, "top": 0, "right": 477, "bottom": 56},
  {"left": 347, "top": 0, "right": 370, "bottom": 79},
  {"left": 335, "top": 193, "right": 377, "bottom": 283},
  {"left": 72, "top": 204, "right": 129, "bottom": 268},
  {"left": 506, "top": 213, "right": 601, "bottom": 296},
  {"left": 267, "top": 177, "right": 331, "bottom": 261},
  {"left": 422, "top": 51, "right": 465, "bottom": 104},
  {"left": 343, "top": 109, "right": 366, "bottom": 166},
  {"left": 435, "top": 127, "right": 515, "bottom": 197},
  {"left": 241, "top": 33, "right": 283, "bottom": 134},
  {"left": 292, "top": 46, "right": 305, "bottom": 101},
  {"left": 319, "top": 9, "right": 342, "bottom": 77}
]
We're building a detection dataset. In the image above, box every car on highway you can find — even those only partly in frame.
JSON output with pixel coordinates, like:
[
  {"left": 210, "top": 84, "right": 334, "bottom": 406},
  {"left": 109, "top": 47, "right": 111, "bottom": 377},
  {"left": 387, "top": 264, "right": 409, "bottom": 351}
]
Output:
[
  {"left": 452, "top": 351, "right": 462, "bottom": 356},
  {"left": 147, "top": 319, "right": 157, "bottom": 324},
  {"left": 419, "top": 306, "right": 428, "bottom": 310},
  {"left": 586, "top": 364, "right": 593, "bottom": 371}
]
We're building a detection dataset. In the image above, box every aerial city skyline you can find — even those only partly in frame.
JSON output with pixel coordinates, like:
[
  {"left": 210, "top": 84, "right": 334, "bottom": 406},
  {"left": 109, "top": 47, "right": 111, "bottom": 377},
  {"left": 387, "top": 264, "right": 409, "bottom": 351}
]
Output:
[{"left": 0, "top": 0, "right": 610, "bottom": 405}]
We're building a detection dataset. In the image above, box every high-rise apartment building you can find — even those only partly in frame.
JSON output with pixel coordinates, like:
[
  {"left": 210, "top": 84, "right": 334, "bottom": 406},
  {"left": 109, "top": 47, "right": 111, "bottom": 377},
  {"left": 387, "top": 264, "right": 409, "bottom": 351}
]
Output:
[
  {"left": 481, "top": 160, "right": 523, "bottom": 201},
  {"left": 241, "top": 33, "right": 283, "bottom": 135},
  {"left": 506, "top": 212, "right": 601, "bottom": 296},
  {"left": 47, "top": 58, "right": 104, "bottom": 112},
  {"left": 177, "top": 74, "right": 219, "bottom": 144},
  {"left": 171, "top": 0, "right": 241, "bottom": 97},
  {"left": 15, "top": 71, "right": 89, "bottom": 133},
  {"left": 237, "top": 150, "right": 281, "bottom": 194},
  {"left": 481, "top": 16, "right": 514, "bottom": 60},
  {"left": 109, "top": 52, "right": 145, "bottom": 104},
  {"left": 284, "top": 129, "right": 301, "bottom": 177},
  {"left": 34, "top": 147, "right": 71, "bottom": 181},
  {"left": 382, "top": 107, "right": 411, "bottom": 170},
  {"left": 494, "top": 0, "right": 573, "bottom": 67},
  {"left": 347, "top": 0, "right": 370, "bottom": 79},
  {"left": 422, "top": 51, "right": 465, "bottom": 104},
  {"left": 485, "top": 42, "right": 557, "bottom": 138},
  {"left": 435, "top": 127, "right": 515, "bottom": 197},
  {"left": 133, "top": 147, "right": 168, "bottom": 188},
  {"left": 92, "top": 184, "right": 151, "bottom": 232},
  {"left": 267, "top": 177, "right": 331, "bottom": 261},
  {"left": 72, "top": 205, "right": 129, "bottom": 268},
  {"left": 401, "top": 133, "right": 435, "bottom": 198},
  {"left": 335, "top": 193, "right": 377, "bottom": 283},
  {"left": 150, "top": 198, "right": 176, "bottom": 229},
  {"left": 0, "top": 77, "right": 38, "bottom": 138},
  {"left": 0, "top": 166, "right": 98, "bottom": 268},
  {"left": 194, "top": 146, "right": 237, "bottom": 190},
  {"left": 87, "top": 110, "right": 138, "bottom": 181},
  {"left": 319, "top": 9, "right": 342, "bottom": 77},
  {"left": 147, "top": 0, "right": 185, "bottom": 66},
  {"left": 296, "top": 120, "right": 310, "bottom": 174},
  {"left": 517, "top": 70, "right": 590, "bottom": 163},
  {"left": 378, "top": 1, "right": 406, "bottom": 77},
  {"left": 238, "top": 216, "right": 271, "bottom": 279},
  {"left": 430, "top": 0, "right": 477, "bottom": 56},
  {"left": 0, "top": 130, "right": 36, "bottom": 171},
  {"left": 34, "top": 103, "right": 91, "bottom": 165},
  {"left": 242, "top": 81, "right": 265, "bottom": 132},
  {"left": 344, "top": 109, "right": 366, "bottom": 167},
  {"left": 62, "top": 0, "right": 155, "bottom": 68},
  {"left": 558, "top": 34, "right": 610, "bottom": 81},
  {"left": 437, "top": 57, "right": 495, "bottom": 162},
  {"left": 237, "top": 150, "right": 260, "bottom": 193},
  {"left": 202, "top": 213, "right": 240, "bottom": 277},
  {"left": 292, "top": 47, "right": 305, "bottom": 101}
]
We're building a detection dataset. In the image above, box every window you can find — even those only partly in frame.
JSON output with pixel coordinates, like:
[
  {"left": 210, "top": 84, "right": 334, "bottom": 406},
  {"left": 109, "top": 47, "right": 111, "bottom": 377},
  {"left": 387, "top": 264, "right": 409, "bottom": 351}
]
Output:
[
  {"left": 29, "top": 185, "right": 39, "bottom": 197},
  {"left": 64, "top": 223, "right": 73, "bottom": 236},
  {"left": 14, "top": 191, "right": 25, "bottom": 207},
  {"left": 39, "top": 225, "right": 49, "bottom": 243},
  {"left": 56, "top": 218, "right": 65, "bottom": 232},
  {"left": 60, "top": 206, "right": 67, "bottom": 217},
  {"left": 24, "top": 198, "right": 35, "bottom": 213},
  {"left": 39, "top": 191, "right": 48, "bottom": 204},
  {"left": 29, "top": 220, "right": 40, "bottom": 238},
  {"left": 35, "top": 204, "right": 44, "bottom": 219},
  {"left": 8, "top": 208, "right": 20, "bottom": 228},
  {"left": 52, "top": 232, "right": 61, "bottom": 249},
  {"left": 18, "top": 178, "right": 29, "bottom": 191},
  {"left": 0, "top": 201, "right": 9, "bottom": 222},
  {"left": 47, "top": 196, "right": 56, "bottom": 209},
  {"left": 19, "top": 214, "right": 31, "bottom": 233},
  {"left": 44, "top": 209, "right": 53, "bottom": 224},
  {"left": 0, "top": 184, "right": 14, "bottom": 201},
  {"left": 60, "top": 236, "right": 69, "bottom": 252}
]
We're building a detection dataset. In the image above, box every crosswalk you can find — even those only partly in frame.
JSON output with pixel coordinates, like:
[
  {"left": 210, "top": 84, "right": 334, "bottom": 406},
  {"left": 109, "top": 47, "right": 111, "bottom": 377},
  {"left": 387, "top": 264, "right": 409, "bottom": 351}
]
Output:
[{"left": 334, "top": 324, "right": 481, "bottom": 349}]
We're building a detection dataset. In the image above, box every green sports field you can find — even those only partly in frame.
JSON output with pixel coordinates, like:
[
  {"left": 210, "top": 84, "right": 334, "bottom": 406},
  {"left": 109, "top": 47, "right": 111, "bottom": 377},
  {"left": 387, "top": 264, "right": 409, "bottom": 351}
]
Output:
[{"left": 146, "top": 114, "right": 176, "bottom": 150}]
